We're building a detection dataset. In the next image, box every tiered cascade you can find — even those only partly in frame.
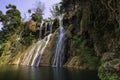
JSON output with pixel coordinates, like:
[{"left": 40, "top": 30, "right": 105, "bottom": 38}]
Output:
[{"left": 17, "top": 16, "right": 66, "bottom": 67}]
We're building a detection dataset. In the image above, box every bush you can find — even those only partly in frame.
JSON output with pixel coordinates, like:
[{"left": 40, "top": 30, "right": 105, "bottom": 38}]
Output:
[{"left": 98, "top": 65, "right": 120, "bottom": 80}]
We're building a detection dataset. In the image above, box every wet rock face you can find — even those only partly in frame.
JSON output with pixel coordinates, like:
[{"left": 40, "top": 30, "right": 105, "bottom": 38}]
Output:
[
  {"left": 63, "top": 0, "right": 120, "bottom": 67},
  {"left": 40, "top": 31, "right": 58, "bottom": 66}
]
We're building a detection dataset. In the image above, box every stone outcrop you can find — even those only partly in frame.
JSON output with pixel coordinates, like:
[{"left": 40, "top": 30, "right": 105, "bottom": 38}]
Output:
[{"left": 28, "top": 20, "right": 37, "bottom": 32}]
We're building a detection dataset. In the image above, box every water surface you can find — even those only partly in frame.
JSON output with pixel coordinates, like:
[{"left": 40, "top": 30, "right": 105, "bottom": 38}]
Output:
[{"left": 0, "top": 65, "right": 100, "bottom": 80}]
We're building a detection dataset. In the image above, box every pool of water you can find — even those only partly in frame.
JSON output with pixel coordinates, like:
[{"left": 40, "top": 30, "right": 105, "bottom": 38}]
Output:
[{"left": 0, "top": 65, "right": 100, "bottom": 80}]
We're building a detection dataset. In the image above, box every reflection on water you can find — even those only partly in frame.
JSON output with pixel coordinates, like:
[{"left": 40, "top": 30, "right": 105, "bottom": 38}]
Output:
[{"left": 0, "top": 65, "right": 100, "bottom": 80}]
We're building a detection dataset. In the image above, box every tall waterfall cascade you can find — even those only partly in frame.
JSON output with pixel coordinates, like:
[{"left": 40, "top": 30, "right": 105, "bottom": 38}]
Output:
[
  {"left": 45, "top": 23, "right": 48, "bottom": 34},
  {"left": 21, "top": 21, "right": 52, "bottom": 66},
  {"left": 39, "top": 21, "right": 44, "bottom": 38},
  {"left": 21, "top": 34, "right": 52, "bottom": 66},
  {"left": 19, "top": 15, "right": 67, "bottom": 67},
  {"left": 53, "top": 16, "right": 67, "bottom": 67},
  {"left": 50, "top": 22, "right": 53, "bottom": 33},
  {"left": 31, "top": 34, "right": 52, "bottom": 66},
  {"left": 52, "top": 27, "right": 66, "bottom": 67}
]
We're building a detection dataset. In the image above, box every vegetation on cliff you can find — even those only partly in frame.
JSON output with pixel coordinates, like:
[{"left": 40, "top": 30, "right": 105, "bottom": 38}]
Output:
[
  {"left": 0, "top": 0, "right": 120, "bottom": 80},
  {"left": 0, "top": 3, "right": 43, "bottom": 64},
  {"left": 59, "top": 0, "right": 120, "bottom": 80}
]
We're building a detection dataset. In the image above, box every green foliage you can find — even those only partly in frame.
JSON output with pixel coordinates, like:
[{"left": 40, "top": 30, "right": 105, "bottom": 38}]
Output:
[
  {"left": 0, "top": 4, "right": 38, "bottom": 57},
  {"left": 0, "top": 55, "right": 10, "bottom": 64},
  {"left": 53, "top": 18, "right": 59, "bottom": 28},
  {"left": 22, "top": 33, "right": 35, "bottom": 47},
  {"left": 116, "top": 40, "right": 120, "bottom": 51},
  {"left": 19, "top": 25, "right": 37, "bottom": 47},
  {"left": 50, "top": 3, "right": 62, "bottom": 17},
  {"left": 80, "top": 44, "right": 99, "bottom": 67},
  {"left": 28, "top": 1, "right": 44, "bottom": 25},
  {"left": 72, "top": 35, "right": 85, "bottom": 49},
  {"left": 0, "top": 11, "right": 3, "bottom": 20},
  {"left": 6, "top": 4, "right": 16, "bottom": 9},
  {"left": 0, "top": 43, "right": 5, "bottom": 56},
  {"left": 100, "top": 58, "right": 107, "bottom": 65},
  {"left": 0, "top": 4, "right": 21, "bottom": 33},
  {"left": 32, "top": 1, "right": 44, "bottom": 16},
  {"left": 98, "top": 66, "right": 120, "bottom": 80},
  {"left": 31, "top": 13, "right": 42, "bottom": 22},
  {"left": 71, "top": 35, "right": 99, "bottom": 68}
]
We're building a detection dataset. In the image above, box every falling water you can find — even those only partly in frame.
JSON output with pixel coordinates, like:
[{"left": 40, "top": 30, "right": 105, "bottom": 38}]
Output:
[
  {"left": 50, "top": 22, "right": 53, "bottom": 33},
  {"left": 20, "top": 14, "right": 66, "bottom": 67},
  {"left": 39, "top": 21, "right": 44, "bottom": 38},
  {"left": 53, "top": 15, "right": 66, "bottom": 67},
  {"left": 45, "top": 23, "right": 48, "bottom": 34},
  {"left": 21, "top": 34, "right": 52, "bottom": 66},
  {"left": 31, "top": 34, "right": 52, "bottom": 66},
  {"left": 21, "top": 44, "right": 37, "bottom": 65}
]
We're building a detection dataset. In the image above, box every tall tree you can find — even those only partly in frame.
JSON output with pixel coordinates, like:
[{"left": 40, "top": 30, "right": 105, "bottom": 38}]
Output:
[
  {"left": 28, "top": 1, "right": 45, "bottom": 22},
  {"left": 32, "top": 1, "right": 45, "bottom": 16},
  {"left": 50, "top": 4, "right": 61, "bottom": 17},
  {"left": 0, "top": 4, "right": 21, "bottom": 32}
]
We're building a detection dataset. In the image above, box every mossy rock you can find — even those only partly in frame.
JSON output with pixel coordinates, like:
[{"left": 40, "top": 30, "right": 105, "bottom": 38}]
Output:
[
  {"left": 66, "top": 25, "right": 73, "bottom": 38},
  {"left": 66, "top": 56, "right": 89, "bottom": 69},
  {"left": 0, "top": 55, "right": 11, "bottom": 65},
  {"left": 99, "top": 58, "right": 120, "bottom": 80}
]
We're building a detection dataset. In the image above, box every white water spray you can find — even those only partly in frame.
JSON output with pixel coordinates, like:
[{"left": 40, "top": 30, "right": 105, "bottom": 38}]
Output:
[{"left": 53, "top": 15, "right": 66, "bottom": 67}]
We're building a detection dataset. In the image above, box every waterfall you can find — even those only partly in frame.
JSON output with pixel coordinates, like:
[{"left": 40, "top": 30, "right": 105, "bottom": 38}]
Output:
[
  {"left": 21, "top": 44, "right": 36, "bottom": 65},
  {"left": 45, "top": 23, "right": 48, "bottom": 34},
  {"left": 53, "top": 27, "right": 66, "bottom": 67},
  {"left": 31, "top": 34, "right": 52, "bottom": 66},
  {"left": 21, "top": 34, "right": 52, "bottom": 66},
  {"left": 39, "top": 21, "right": 44, "bottom": 38},
  {"left": 50, "top": 22, "right": 53, "bottom": 33},
  {"left": 53, "top": 15, "right": 66, "bottom": 67},
  {"left": 19, "top": 14, "right": 67, "bottom": 67}
]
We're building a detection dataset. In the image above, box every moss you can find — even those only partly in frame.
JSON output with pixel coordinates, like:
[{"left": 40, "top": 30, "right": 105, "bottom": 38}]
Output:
[{"left": 66, "top": 25, "right": 73, "bottom": 38}]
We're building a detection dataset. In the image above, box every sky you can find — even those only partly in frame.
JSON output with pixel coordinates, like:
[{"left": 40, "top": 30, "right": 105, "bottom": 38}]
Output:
[{"left": 0, "top": 0, "right": 61, "bottom": 30}]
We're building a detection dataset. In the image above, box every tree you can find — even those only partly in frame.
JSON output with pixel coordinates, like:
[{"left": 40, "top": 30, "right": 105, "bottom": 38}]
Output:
[
  {"left": 50, "top": 2, "right": 63, "bottom": 17},
  {"left": 0, "top": 4, "right": 21, "bottom": 31},
  {"left": 32, "top": 1, "right": 45, "bottom": 16},
  {"left": 27, "top": 1, "right": 45, "bottom": 22},
  {"left": 31, "top": 13, "right": 42, "bottom": 22}
]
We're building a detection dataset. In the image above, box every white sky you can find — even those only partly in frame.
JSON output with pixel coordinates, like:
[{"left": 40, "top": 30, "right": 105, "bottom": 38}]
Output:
[{"left": 0, "top": 0, "right": 61, "bottom": 30}]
